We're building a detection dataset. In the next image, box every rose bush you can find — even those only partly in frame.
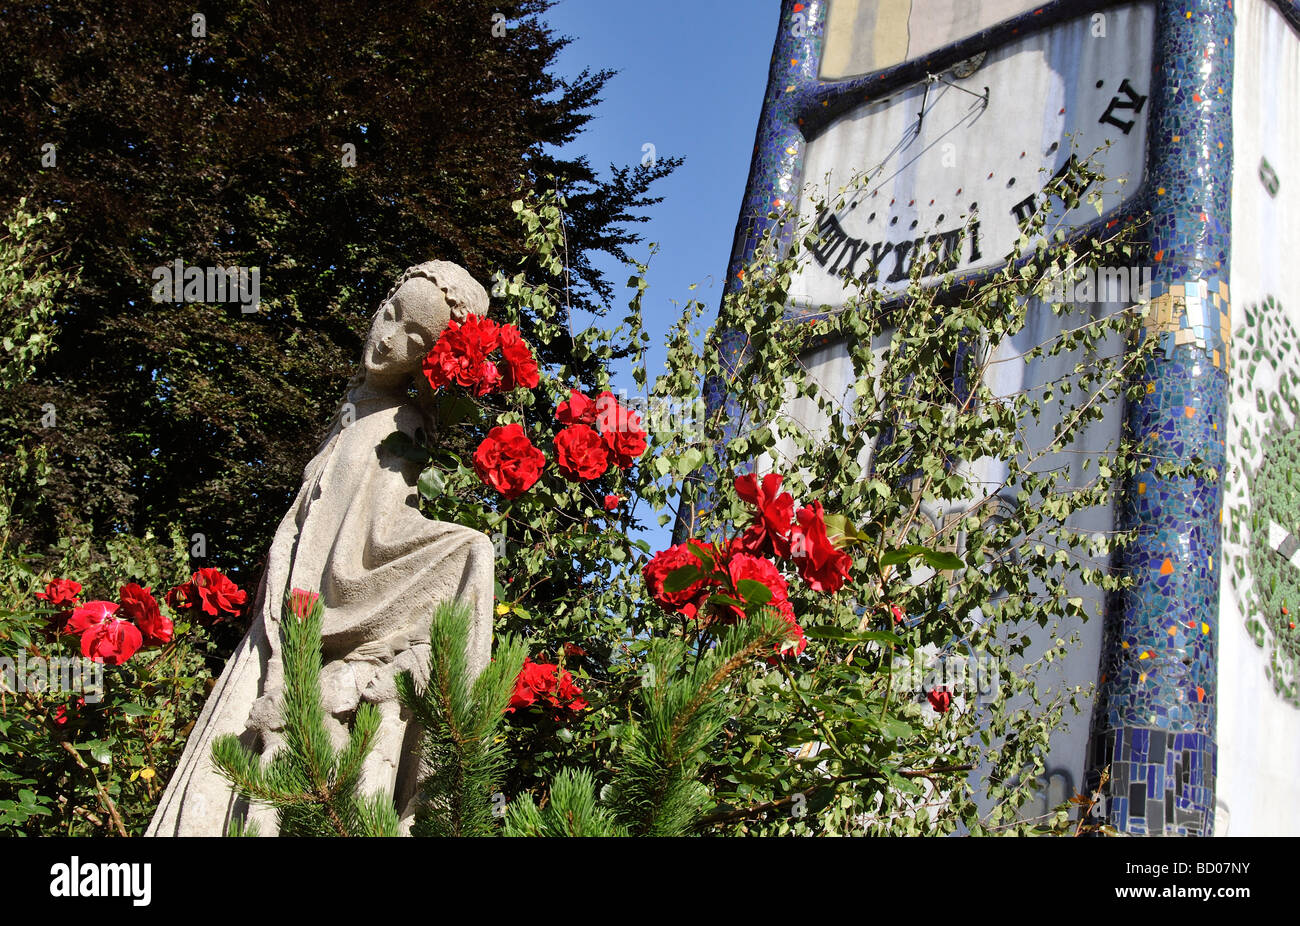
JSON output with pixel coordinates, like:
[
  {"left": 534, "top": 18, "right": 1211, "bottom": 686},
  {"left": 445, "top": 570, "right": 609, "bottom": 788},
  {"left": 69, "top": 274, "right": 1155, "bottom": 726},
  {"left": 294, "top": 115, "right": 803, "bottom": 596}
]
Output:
[
  {"left": 1, "top": 524, "right": 246, "bottom": 835},
  {"left": 553, "top": 424, "right": 609, "bottom": 481},
  {"left": 393, "top": 183, "right": 1156, "bottom": 836},
  {"left": 506, "top": 656, "right": 588, "bottom": 715}
]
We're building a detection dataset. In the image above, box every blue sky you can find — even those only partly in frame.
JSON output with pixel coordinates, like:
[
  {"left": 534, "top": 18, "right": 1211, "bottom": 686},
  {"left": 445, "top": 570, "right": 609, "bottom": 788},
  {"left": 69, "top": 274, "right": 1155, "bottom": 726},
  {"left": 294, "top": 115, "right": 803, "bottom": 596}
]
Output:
[{"left": 544, "top": 0, "right": 781, "bottom": 389}]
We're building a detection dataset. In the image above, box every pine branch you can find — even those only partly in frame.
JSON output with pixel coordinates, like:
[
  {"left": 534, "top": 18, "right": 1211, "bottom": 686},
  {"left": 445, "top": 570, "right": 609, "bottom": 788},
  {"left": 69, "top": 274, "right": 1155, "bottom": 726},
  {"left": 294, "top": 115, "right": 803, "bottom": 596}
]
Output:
[
  {"left": 607, "top": 611, "right": 789, "bottom": 837},
  {"left": 399, "top": 599, "right": 526, "bottom": 837},
  {"left": 210, "top": 589, "right": 399, "bottom": 836},
  {"left": 503, "top": 769, "right": 625, "bottom": 837}
]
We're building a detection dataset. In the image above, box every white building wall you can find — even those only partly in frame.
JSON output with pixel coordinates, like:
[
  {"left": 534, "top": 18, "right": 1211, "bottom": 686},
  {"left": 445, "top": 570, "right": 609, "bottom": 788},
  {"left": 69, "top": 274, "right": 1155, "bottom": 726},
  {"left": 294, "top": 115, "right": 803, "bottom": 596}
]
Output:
[{"left": 1217, "top": 0, "right": 1300, "bottom": 837}]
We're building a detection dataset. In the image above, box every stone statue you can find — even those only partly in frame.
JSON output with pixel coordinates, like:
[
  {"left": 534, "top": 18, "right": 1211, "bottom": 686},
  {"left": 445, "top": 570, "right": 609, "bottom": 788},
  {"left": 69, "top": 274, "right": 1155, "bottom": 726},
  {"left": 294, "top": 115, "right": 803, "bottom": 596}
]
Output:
[{"left": 148, "top": 261, "right": 495, "bottom": 836}]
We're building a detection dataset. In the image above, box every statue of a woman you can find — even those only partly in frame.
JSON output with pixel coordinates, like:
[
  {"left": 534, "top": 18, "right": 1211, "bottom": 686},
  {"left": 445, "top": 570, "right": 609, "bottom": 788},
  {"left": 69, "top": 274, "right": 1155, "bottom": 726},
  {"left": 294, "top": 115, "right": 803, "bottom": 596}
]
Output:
[{"left": 148, "top": 261, "right": 495, "bottom": 836}]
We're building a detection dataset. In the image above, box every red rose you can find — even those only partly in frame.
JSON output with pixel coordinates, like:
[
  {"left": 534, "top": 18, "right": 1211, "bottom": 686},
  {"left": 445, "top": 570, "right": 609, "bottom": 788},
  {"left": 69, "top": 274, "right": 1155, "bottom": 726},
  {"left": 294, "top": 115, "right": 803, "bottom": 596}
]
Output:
[
  {"left": 167, "top": 568, "right": 247, "bottom": 621},
  {"left": 53, "top": 697, "right": 85, "bottom": 726},
  {"left": 36, "top": 578, "right": 81, "bottom": 609},
  {"left": 927, "top": 687, "right": 952, "bottom": 713},
  {"left": 422, "top": 313, "right": 502, "bottom": 395},
  {"left": 594, "top": 391, "right": 648, "bottom": 468},
  {"left": 554, "top": 424, "right": 610, "bottom": 481},
  {"left": 81, "top": 617, "right": 143, "bottom": 666},
  {"left": 554, "top": 669, "right": 588, "bottom": 711},
  {"left": 119, "top": 583, "right": 172, "bottom": 647},
  {"left": 65, "top": 600, "right": 119, "bottom": 636},
  {"left": 498, "top": 324, "right": 540, "bottom": 390},
  {"left": 725, "top": 552, "right": 794, "bottom": 624},
  {"left": 423, "top": 340, "right": 460, "bottom": 391},
  {"left": 603, "top": 494, "right": 621, "bottom": 510},
  {"left": 642, "top": 540, "right": 719, "bottom": 619},
  {"left": 288, "top": 588, "right": 321, "bottom": 621},
  {"left": 769, "top": 611, "right": 808, "bottom": 661},
  {"left": 165, "top": 582, "right": 195, "bottom": 612},
  {"left": 506, "top": 657, "right": 555, "bottom": 712},
  {"left": 734, "top": 473, "right": 795, "bottom": 558},
  {"left": 477, "top": 359, "right": 503, "bottom": 394},
  {"left": 473, "top": 423, "right": 546, "bottom": 499},
  {"left": 555, "top": 389, "right": 596, "bottom": 426},
  {"left": 506, "top": 658, "right": 585, "bottom": 713},
  {"left": 563, "top": 642, "right": 587, "bottom": 658},
  {"left": 790, "top": 501, "right": 854, "bottom": 593}
]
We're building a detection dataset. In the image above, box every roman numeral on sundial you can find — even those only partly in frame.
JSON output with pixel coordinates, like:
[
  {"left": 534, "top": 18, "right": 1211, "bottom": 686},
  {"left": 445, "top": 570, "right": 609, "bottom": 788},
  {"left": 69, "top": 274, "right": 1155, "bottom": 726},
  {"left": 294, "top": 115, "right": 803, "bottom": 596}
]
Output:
[{"left": 1098, "top": 78, "right": 1147, "bottom": 135}]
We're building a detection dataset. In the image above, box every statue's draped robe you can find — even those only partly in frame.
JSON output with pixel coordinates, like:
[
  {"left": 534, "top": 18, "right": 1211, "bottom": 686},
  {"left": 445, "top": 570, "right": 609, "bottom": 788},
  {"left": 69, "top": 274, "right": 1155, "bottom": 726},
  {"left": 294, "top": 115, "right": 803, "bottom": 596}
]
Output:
[{"left": 148, "top": 389, "right": 493, "bottom": 836}]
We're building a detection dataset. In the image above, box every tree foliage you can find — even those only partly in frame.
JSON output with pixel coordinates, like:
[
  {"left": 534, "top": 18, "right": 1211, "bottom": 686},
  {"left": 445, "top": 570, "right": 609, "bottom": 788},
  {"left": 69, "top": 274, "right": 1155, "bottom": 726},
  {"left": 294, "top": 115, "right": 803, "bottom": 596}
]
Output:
[
  {"left": 415, "top": 151, "right": 1193, "bottom": 835},
  {"left": 0, "top": 0, "right": 677, "bottom": 582}
]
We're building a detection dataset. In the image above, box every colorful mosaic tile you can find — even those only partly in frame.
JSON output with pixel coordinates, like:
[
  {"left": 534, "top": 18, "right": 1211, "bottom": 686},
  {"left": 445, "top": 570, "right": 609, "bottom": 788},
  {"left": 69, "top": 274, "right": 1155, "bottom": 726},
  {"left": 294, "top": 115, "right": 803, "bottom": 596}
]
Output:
[
  {"left": 1143, "top": 278, "right": 1232, "bottom": 368},
  {"left": 1087, "top": 0, "right": 1232, "bottom": 838},
  {"left": 685, "top": 0, "right": 1264, "bottom": 836}
]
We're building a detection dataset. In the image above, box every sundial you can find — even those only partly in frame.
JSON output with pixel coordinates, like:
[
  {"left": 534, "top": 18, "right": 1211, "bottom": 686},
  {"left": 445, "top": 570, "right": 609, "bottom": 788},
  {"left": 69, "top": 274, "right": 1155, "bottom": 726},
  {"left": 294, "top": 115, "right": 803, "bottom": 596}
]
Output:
[{"left": 790, "top": 3, "right": 1155, "bottom": 310}]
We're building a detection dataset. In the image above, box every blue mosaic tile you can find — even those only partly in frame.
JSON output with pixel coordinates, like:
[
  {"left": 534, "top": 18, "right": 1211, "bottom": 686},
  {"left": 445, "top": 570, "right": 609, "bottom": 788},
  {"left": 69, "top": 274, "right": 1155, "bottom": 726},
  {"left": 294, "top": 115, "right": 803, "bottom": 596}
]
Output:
[{"left": 683, "top": 0, "right": 1260, "bottom": 836}]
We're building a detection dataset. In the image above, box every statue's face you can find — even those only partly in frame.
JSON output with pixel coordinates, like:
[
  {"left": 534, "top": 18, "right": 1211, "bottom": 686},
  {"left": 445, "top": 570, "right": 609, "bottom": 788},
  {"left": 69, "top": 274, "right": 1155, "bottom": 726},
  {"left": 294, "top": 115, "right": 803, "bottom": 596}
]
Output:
[{"left": 363, "top": 277, "right": 453, "bottom": 379}]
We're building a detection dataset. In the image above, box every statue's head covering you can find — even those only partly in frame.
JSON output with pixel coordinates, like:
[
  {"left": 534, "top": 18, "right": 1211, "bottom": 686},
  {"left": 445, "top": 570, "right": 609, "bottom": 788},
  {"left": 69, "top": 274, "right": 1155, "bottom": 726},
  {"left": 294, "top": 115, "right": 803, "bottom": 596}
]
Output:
[{"left": 379, "top": 260, "right": 489, "bottom": 323}]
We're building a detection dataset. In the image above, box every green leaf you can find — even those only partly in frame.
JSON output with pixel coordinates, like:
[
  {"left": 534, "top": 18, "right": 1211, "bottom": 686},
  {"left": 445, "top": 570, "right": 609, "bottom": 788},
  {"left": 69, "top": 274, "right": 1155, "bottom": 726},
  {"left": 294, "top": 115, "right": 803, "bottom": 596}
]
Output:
[
  {"left": 822, "top": 512, "right": 871, "bottom": 548},
  {"left": 921, "top": 549, "right": 963, "bottom": 571},
  {"left": 706, "top": 593, "right": 746, "bottom": 611},
  {"left": 676, "top": 448, "right": 704, "bottom": 476},
  {"left": 880, "top": 544, "right": 962, "bottom": 570},
  {"left": 418, "top": 466, "right": 446, "bottom": 502},
  {"left": 854, "top": 630, "right": 905, "bottom": 646},
  {"left": 662, "top": 565, "right": 700, "bottom": 594},
  {"left": 880, "top": 545, "right": 926, "bottom": 566},
  {"left": 683, "top": 541, "right": 716, "bottom": 571},
  {"left": 440, "top": 394, "right": 482, "bottom": 427},
  {"left": 381, "top": 431, "right": 431, "bottom": 464},
  {"left": 802, "top": 626, "right": 902, "bottom": 646},
  {"left": 735, "top": 579, "right": 773, "bottom": 607},
  {"left": 878, "top": 717, "right": 915, "bottom": 739}
]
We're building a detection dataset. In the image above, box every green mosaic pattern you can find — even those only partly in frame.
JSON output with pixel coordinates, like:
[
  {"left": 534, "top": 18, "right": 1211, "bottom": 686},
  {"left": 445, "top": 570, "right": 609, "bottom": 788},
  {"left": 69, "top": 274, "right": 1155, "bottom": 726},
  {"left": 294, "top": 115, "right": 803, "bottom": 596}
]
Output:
[{"left": 1226, "top": 297, "right": 1300, "bottom": 704}]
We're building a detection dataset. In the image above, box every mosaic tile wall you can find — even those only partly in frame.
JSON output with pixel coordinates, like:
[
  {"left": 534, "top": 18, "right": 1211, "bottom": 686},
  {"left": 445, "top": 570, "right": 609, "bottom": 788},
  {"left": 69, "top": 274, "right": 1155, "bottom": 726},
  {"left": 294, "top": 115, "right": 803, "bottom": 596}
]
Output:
[
  {"left": 683, "top": 0, "right": 1291, "bottom": 835},
  {"left": 1090, "top": 0, "right": 1232, "bottom": 837}
]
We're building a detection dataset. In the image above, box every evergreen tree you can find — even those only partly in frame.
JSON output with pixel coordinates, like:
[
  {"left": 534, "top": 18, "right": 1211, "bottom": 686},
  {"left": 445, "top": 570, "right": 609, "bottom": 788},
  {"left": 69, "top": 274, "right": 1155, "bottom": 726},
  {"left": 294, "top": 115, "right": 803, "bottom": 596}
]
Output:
[
  {"left": 395, "top": 599, "right": 528, "bottom": 838},
  {"left": 0, "top": 0, "right": 677, "bottom": 583},
  {"left": 405, "top": 593, "right": 789, "bottom": 838},
  {"left": 211, "top": 591, "right": 400, "bottom": 837}
]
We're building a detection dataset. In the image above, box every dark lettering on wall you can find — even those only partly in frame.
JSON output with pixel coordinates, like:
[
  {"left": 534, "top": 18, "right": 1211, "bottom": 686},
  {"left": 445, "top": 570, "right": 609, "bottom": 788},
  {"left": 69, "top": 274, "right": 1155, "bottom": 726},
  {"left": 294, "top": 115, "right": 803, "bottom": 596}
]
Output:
[
  {"left": 809, "top": 211, "right": 850, "bottom": 267},
  {"left": 1098, "top": 78, "right": 1148, "bottom": 135},
  {"left": 809, "top": 209, "right": 976, "bottom": 286},
  {"left": 1010, "top": 193, "right": 1037, "bottom": 227},
  {"left": 886, "top": 237, "right": 921, "bottom": 283},
  {"left": 915, "top": 227, "right": 964, "bottom": 277},
  {"left": 1051, "top": 154, "right": 1094, "bottom": 201}
]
